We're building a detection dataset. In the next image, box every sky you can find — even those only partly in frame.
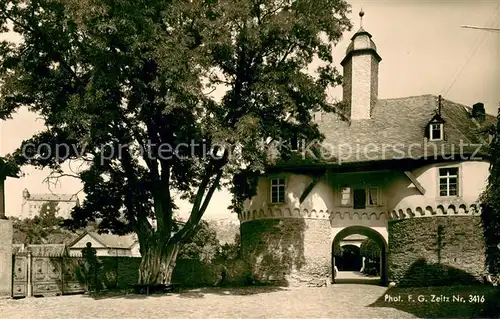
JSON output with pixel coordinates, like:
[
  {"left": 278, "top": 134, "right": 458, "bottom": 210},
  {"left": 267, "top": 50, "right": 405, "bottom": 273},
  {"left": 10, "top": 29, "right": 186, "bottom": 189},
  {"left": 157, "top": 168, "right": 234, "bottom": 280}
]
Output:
[{"left": 1, "top": 0, "right": 499, "bottom": 221}]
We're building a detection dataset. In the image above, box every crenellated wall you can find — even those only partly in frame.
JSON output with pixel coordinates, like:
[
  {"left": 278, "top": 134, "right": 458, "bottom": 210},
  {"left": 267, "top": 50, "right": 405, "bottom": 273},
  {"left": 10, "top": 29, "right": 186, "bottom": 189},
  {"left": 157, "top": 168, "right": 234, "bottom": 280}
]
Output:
[
  {"left": 239, "top": 160, "right": 489, "bottom": 287},
  {"left": 241, "top": 160, "right": 488, "bottom": 223}
]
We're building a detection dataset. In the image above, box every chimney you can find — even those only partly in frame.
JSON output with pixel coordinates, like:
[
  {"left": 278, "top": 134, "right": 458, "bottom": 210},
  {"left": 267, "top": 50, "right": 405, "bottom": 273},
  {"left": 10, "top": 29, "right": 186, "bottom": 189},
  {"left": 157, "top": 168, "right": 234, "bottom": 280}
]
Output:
[
  {"left": 472, "top": 103, "right": 485, "bottom": 123},
  {"left": 341, "top": 10, "right": 381, "bottom": 120}
]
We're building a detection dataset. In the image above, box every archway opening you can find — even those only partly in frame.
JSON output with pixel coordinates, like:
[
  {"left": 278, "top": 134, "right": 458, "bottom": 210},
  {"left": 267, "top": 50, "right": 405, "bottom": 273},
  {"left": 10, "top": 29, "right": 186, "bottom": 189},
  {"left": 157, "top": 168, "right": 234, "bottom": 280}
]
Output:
[{"left": 332, "top": 226, "right": 388, "bottom": 286}]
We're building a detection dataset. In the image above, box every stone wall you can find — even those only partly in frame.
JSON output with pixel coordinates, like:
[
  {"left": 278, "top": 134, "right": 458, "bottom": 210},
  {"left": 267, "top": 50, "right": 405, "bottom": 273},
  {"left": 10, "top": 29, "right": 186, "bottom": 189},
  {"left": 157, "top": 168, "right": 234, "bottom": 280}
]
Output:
[
  {"left": 240, "top": 218, "right": 331, "bottom": 287},
  {"left": 171, "top": 258, "right": 252, "bottom": 287},
  {"left": 388, "top": 216, "right": 486, "bottom": 287},
  {"left": 99, "top": 257, "right": 142, "bottom": 289},
  {"left": 172, "top": 259, "right": 219, "bottom": 287},
  {"left": 99, "top": 256, "right": 252, "bottom": 289}
]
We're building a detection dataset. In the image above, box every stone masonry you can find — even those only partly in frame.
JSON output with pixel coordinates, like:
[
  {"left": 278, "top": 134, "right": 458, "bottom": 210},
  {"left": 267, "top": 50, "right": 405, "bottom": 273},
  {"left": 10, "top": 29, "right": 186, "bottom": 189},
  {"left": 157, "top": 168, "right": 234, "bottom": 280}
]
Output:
[
  {"left": 388, "top": 216, "right": 486, "bottom": 287},
  {"left": 0, "top": 219, "right": 13, "bottom": 297},
  {"left": 241, "top": 218, "right": 331, "bottom": 287}
]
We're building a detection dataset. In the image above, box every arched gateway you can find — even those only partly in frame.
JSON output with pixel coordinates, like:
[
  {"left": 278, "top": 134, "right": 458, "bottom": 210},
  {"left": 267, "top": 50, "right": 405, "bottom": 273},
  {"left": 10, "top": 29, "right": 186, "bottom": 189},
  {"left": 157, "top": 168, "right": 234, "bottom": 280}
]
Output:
[
  {"left": 238, "top": 10, "right": 490, "bottom": 288},
  {"left": 332, "top": 225, "right": 388, "bottom": 285},
  {"left": 239, "top": 200, "right": 391, "bottom": 287}
]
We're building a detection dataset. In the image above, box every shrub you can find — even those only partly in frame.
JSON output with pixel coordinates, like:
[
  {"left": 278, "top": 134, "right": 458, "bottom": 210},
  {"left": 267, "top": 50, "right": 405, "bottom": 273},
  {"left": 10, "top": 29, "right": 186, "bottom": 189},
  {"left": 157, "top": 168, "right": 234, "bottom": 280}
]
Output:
[{"left": 360, "top": 238, "right": 380, "bottom": 259}]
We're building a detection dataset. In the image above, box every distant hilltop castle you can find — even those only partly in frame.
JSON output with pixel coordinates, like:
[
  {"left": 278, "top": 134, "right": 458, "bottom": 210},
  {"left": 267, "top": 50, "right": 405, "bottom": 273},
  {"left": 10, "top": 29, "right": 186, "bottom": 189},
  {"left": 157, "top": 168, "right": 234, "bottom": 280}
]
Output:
[{"left": 21, "top": 188, "right": 80, "bottom": 219}]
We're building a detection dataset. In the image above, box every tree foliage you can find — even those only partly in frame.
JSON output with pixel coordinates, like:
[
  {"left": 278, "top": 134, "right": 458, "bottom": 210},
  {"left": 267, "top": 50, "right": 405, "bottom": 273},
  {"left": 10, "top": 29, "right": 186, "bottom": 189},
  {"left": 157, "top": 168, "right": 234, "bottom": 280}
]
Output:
[
  {"left": 333, "top": 241, "right": 342, "bottom": 257},
  {"left": 178, "top": 220, "right": 220, "bottom": 263},
  {"left": 0, "top": 0, "right": 352, "bottom": 284},
  {"left": 480, "top": 108, "right": 500, "bottom": 277},
  {"left": 12, "top": 201, "right": 64, "bottom": 244},
  {"left": 0, "top": 155, "right": 20, "bottom": 179}
]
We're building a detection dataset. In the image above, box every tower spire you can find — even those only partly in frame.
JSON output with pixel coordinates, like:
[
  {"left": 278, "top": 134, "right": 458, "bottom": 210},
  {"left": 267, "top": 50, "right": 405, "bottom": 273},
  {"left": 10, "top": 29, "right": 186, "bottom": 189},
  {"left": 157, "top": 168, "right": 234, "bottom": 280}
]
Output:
[{"left": 359, "top": 8, "right": 365, "bottom": 28}]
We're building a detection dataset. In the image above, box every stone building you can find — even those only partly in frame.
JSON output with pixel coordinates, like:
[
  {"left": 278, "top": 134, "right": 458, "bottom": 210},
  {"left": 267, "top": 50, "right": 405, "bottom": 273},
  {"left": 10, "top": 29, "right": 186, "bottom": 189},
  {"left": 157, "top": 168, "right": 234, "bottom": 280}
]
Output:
[
  {"left": 21, "top": 188, "right": 80, "bottom": 219},
  {"left": 238, "top": 12, "right": 495, "bottom": 287}
]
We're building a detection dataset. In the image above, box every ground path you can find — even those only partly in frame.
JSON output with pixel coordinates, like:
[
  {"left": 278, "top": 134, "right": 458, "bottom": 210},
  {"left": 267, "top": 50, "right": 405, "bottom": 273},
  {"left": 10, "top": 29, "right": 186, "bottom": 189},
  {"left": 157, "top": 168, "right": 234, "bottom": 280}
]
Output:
[{"left": 0, "top": 284, "right": 416, "bottom": 318}]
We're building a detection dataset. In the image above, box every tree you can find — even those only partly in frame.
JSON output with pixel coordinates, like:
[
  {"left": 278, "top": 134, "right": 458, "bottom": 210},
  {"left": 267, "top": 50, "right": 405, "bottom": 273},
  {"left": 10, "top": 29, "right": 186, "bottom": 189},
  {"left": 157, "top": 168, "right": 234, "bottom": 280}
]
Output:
[
  {"left": 0, "top": 0, "right": 352, "bottom": 284},
  {"left": 178, "top": 220, "right": 220, "bottom": 263},
  {"left": 359, "top": 238, "right": 380, "bottom": 260},
  {"left": 12, "top": 202, "right": 64, "bottom": 244},
  {"left": 360, "top": 238, "right": 380, "bottom": 276},
  {"left": 480, "top": 108, "right": 500, "bottom": 278},
  {"left": 333, "top": 241, "right": 342, "bottom": 257}
]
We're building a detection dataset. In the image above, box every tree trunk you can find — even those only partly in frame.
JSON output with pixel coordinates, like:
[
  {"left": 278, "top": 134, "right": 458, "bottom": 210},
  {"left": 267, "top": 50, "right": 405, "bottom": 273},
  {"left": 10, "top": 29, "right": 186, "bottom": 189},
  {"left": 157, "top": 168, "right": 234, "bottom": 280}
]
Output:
[{"left": 138, "top": 241, "right": 180, "bottom": 285}]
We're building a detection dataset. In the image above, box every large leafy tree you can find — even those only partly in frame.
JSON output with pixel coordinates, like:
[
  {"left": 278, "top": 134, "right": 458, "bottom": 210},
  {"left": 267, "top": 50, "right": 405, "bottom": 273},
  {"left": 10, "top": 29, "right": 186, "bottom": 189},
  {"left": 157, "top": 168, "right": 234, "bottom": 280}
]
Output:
[
  {"left": 178, "top": 220, "right": 220, "bottom": 263},
  {"left": 480, "top": 108, "right": 500, "bottom": 279},
  {"left": 0, "top": 0, "right": 351, "bottom": 284}
]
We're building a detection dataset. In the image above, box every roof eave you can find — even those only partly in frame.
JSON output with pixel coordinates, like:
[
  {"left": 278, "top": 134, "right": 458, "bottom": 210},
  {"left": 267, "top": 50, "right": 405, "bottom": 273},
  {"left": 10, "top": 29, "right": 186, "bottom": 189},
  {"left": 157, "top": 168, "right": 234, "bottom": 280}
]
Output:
[
  {"left": 341, "top": 48, "right": 382, "bottom": 66},
  {"left": 268, "top": 154, "right": 490, "bottom": 174}
]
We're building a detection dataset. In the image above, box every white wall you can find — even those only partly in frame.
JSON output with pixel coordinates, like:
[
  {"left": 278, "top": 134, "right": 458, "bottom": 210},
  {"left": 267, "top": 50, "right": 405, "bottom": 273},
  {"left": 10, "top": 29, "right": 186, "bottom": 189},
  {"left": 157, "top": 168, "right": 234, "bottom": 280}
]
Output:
[
  {"left": 387, "top": 160, "right": 489, "bottom": 213},
  {"left": 240, "top": 160, "right": 490, "bottom": 241}
]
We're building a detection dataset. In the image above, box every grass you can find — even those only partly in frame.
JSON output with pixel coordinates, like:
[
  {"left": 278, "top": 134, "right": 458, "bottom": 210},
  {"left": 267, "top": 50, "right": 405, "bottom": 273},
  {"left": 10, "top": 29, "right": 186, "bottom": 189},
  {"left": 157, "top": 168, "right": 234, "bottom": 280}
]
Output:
[{"left": 369, "top": 284, "right": 499, "bottom": 318}]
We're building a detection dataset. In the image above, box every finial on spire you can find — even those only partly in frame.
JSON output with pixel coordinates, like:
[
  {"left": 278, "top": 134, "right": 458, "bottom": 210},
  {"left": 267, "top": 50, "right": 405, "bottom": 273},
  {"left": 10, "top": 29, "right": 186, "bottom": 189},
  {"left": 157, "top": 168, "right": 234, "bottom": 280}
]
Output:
[{"left": 359, "top": 8, "right": 365, "bottom": 27}]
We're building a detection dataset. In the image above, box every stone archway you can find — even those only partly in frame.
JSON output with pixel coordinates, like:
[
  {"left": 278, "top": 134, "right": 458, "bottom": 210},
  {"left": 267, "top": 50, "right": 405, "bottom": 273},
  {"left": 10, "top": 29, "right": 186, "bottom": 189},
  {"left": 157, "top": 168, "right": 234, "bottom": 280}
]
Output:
[{"left": 332, "top": 225, "right": 388, "bottom": 285}]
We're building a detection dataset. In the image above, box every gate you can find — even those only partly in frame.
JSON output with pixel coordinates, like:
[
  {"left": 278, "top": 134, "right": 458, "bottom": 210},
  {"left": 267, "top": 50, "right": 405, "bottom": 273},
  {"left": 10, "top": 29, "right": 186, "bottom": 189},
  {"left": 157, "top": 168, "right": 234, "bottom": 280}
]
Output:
[
  {"left": 12, "top": 244, "right": 85, "bottom": 297},
  {"left": 12, "top": 251, "right": 28, "bottom": 298}
]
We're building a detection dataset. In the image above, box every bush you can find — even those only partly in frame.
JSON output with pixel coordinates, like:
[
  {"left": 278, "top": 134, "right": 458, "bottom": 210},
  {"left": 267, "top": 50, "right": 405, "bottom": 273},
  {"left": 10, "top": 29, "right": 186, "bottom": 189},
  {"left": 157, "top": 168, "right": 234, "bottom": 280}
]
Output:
[
  {"left": 363, "top": 260, "right": 380, "bottom": 276},
  {"left": 360, "top": 238, "right": 380, "bottom": 259}
]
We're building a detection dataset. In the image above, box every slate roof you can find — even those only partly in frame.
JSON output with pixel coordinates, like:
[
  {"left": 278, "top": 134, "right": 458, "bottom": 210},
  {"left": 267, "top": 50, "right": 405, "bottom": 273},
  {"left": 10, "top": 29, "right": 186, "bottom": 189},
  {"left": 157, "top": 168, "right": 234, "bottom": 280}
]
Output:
[
  {"left": 26, "top": 193, "right": 79, "bottom": 202},
  {"left": 345, "top": 26, "right": 377, "bottom": 54},
  {"left": 279, "top": 94, "right": 495, "bottom": 167}
]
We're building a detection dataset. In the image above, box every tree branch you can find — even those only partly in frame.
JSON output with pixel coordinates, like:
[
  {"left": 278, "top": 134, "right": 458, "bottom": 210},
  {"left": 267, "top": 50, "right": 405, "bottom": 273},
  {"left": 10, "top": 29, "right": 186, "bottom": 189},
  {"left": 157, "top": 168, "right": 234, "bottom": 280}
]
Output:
[{"left": 43, "top": 171, "right": 81, "bottom": 191}]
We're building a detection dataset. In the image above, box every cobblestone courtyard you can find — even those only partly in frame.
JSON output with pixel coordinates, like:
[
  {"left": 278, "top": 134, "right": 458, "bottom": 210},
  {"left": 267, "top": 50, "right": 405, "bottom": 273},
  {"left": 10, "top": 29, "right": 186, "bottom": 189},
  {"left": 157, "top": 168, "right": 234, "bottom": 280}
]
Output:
[{"left": 0, "top": 284, "right": 416, "bottom": 319}]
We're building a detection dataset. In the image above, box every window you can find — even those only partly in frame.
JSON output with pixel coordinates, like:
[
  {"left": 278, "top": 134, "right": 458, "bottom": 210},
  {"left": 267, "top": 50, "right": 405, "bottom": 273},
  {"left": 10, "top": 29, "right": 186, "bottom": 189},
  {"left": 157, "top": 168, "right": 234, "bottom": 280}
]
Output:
[
  {"left": 429, "top": 123, "right": 443, "bottom": 141},
  {"left": 340, "top": 187, "right": 351, "bottom": 206},
  {"left": 367, "top": 187, "right": 379, "bottom": 206},
  {"left": 439, "top": 167, "right": 459, "bottom": 197},
  {"left": 353, "top": 189, "right": 366, "bottom": 209},
  {"left": 270, "top": 178, "right": 285, "bottom": 203}
]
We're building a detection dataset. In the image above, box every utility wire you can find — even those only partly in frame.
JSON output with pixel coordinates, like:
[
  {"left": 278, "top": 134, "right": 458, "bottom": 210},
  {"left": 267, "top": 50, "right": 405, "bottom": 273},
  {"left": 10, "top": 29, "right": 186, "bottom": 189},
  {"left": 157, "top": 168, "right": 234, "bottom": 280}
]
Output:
[{"left": 442, "top": 4, "right": 500, "bottom": 97}]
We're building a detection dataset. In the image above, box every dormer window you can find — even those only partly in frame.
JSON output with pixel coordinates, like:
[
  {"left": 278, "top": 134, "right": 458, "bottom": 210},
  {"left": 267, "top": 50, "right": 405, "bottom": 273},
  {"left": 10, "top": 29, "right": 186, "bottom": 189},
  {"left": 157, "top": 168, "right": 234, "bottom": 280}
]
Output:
[
  {"left": 429, "top": 123, "right": 443, "bottom": 141},
  {"left": 426, "top": 113, "right": 445, "bottom": 141}
]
